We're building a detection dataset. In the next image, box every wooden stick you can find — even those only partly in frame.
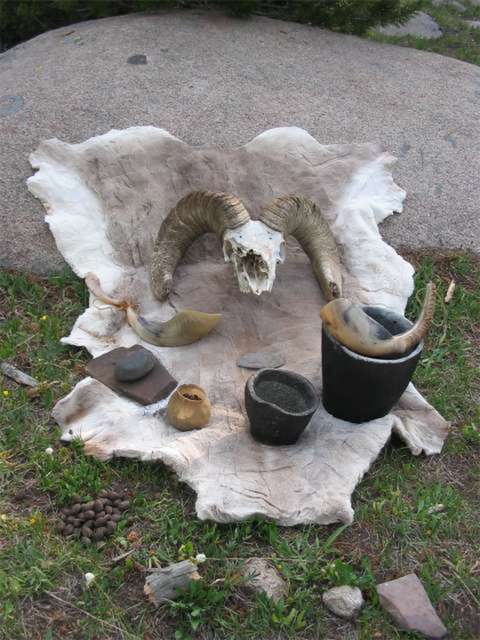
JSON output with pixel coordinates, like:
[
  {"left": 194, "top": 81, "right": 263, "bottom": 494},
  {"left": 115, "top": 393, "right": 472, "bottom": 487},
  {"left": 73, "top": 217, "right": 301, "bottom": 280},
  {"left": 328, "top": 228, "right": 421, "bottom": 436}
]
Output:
[
  {"left": 444, "top": 279, "right": 455, "bottom": 303},
  {"left": 144, "top": 560, "right": 200, "bottom": 604},
  {"left": 0, "top": 361, "right": 39, "bottom": 388}
]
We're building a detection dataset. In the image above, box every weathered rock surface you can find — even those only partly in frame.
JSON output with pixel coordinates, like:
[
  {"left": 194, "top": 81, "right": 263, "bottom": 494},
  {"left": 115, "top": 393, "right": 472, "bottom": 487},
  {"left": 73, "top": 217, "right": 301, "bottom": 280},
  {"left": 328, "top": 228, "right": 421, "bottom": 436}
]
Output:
[
  {"left": 466, "top": 20, "right": 480, "bottom": 28},
  {"left": 237, "top": 350, "right": 286, "bottom": 370},
  {"left": 1, "top": 11, "right": 480, "bottom": 275},
  {"left": 322, "top": 585, "right": 364, "bottom": 620},
  {"left": 242, "top": 558, "right": 287, "bottom": 602},
  {"left": 378, "top": 12, "right": 443, "bottom": 38},
  {"left": 377, "top": 573, "right": 448, "bottom": 638}
]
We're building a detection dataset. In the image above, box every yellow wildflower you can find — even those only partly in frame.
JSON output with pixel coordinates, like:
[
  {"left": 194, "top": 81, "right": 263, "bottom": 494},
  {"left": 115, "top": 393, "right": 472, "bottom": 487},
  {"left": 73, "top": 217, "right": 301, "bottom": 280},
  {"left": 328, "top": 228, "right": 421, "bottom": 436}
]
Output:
[
  {"left": 40, "top": 314, "right": 48, "bottom": 321},
  {"left": 29, "top": 516, "right": 37, "bottom": 525},
  {"left": 2, "top": 390, "right": 9, "bottom": 398}
]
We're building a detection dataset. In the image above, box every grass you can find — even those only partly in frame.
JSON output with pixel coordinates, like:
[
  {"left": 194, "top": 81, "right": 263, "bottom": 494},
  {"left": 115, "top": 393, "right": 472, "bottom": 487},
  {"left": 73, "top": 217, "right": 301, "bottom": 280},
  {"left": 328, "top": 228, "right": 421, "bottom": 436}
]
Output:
[
  {"left": 368, "top": 0, "right": 480, "bottom": 66},
  {"left": 0, "top": 252, "right": 479, "bottom": 639}
]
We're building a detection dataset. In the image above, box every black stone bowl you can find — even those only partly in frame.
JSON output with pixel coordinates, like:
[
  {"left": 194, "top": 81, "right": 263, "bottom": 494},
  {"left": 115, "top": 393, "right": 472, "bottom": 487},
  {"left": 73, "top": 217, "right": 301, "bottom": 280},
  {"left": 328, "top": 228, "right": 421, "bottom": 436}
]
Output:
[
  {"left": 322, "top": 305, "right": 423, "bottom": 423},
  {"left": 245, "top": 368, "right": 320, "bottom": 445}
]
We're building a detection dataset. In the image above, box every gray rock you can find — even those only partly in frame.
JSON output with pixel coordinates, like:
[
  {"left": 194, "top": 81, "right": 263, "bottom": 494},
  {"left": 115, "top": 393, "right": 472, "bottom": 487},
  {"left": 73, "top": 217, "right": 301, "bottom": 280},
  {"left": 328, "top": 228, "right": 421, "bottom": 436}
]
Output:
[
  {"left": 237, "top": 351, "right": 285, "bottom": 370},
  {"left": 466, "top": 20, "right": 480, "bottom": 29},
  {"left": 115, "top": 348, "right": 155, "bottom": 381},
  {"left": 242, "top": 558, "right": 287, "bottom": 602},
  {"left": 432, "top": 0, "right": 465, "bottom": 10},
  {"left": 377, "top": 574, "right": 448, "bottom": 639},
  {"left": 378, "top": 12, "right": 443, "bottom": 38},
  {"left": 322, "top": 585, "right": 363, "bottom": 620},
  {"left": 1, "top": 11, "right": 480, "bottom": 275}
]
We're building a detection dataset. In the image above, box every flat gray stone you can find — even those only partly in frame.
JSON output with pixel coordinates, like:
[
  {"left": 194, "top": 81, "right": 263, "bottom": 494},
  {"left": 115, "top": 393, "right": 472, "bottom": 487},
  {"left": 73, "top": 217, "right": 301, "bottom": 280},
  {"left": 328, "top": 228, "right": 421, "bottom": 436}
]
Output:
[
  {"left": 237, "top": 350, "right": 285, "bottom": 370},
  {"left": 377, "top": 573, "right": 448, "bottom": 638},
  {"left": 1, "top": 10, "right": 479, "bottom": 274},
  {"left": 378, "top": 12, "right": 443, "bottom": 38},
  {"left": 242, "top": 558, "right": 287, "bottom": 602},
  {"left": 466, "top": 20, "right": 480, "bottom": 28},
  {"left": 322, "top": 585, "right": 363, "bottom": 619}
]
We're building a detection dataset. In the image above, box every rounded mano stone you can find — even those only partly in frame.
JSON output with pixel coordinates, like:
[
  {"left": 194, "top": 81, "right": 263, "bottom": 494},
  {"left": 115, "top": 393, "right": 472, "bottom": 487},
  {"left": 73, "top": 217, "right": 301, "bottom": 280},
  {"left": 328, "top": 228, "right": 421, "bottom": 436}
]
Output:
[
  {"left": 115, "top": 348, "right": 155, "bottom": 382},
  {"left": 0, "top": 10, "right": 479, "bottom": 275}
]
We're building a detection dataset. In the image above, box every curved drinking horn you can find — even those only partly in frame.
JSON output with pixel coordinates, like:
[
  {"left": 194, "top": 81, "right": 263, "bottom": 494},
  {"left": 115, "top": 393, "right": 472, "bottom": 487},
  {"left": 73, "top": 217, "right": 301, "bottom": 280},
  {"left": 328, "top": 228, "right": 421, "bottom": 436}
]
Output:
[
  {"left": 85, "top": 272, "right": 221, "bottom": 347},
  {"left": 150, "top": 191, "right": 251, "bottom": 301},
  {"left": 259, "top": 195, "right": 342, "bottom": 301},
  {"left": 125, "top": 307, "right": 221, "bottom": 347},
  {"left": 320, "top": 282, "right": 436, "bottom": 357}
]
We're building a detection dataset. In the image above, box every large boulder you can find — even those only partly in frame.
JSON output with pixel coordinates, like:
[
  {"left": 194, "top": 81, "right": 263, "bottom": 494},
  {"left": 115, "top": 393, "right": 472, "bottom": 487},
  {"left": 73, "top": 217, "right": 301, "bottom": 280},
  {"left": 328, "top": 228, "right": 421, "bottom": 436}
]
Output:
[{"left": 1, "top": 10, "right": 479, "bottom": 274}]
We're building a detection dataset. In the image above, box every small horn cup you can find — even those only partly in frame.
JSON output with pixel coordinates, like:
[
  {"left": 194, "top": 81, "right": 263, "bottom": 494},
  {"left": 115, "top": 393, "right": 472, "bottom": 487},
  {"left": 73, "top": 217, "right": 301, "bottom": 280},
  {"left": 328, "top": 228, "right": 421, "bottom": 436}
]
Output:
[
  {"left": 321, "top": 306, "right": 423, "bottom": 423},
  {"left": 245, "top": 369, "right": 319, "bottom": 446}
]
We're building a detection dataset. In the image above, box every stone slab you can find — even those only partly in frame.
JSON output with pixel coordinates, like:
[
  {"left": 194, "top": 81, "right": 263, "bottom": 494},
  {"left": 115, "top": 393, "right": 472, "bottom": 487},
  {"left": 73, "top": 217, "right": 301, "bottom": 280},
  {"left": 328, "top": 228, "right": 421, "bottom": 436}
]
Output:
[
  {"left": 377, "top": 573, "right": 448, "bottom": 638},
  {"left": 1, "top": 10, "right": 479, "bottom": 274},
  {"left": 85, "top": 345, "right": 177, "bottom": 405}
]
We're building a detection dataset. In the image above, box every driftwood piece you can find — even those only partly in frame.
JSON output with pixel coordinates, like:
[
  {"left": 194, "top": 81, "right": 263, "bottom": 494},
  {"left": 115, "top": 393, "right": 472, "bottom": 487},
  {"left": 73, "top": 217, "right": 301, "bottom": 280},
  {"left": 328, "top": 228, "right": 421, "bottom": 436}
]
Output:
[
  {"left": 0, "top": 361, "right": 39, "bottom": 388},
  {"left": 144, "top": 560, "right": 200, "bottom": 604}
]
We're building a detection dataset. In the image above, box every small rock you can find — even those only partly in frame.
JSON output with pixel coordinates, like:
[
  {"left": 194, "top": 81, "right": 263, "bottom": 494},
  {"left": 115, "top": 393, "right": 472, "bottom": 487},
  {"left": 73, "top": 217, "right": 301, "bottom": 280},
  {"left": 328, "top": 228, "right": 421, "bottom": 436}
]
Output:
[
  {"left": 237, "top": 350, "right": 285, "bottom": 370},
  {"left": 377, "top": 573, "right": 448, "bottom": 639},
  {"left": 322, "top": 585, "right": 363, "bottom": 620},
  {"left": 427, "top": 503, "right": 445, "bottom": 515},
  {"left": 432, "top": 0, "right": 465, "bottom": 12},
  {"left": 432, "top": 0, "right": 465, "bottom": 10},
  {"left": 466, "top": 20, "right": 480, "bottom": 29},
  {"left": 378, "top": 12, "right": 443, "bottom": 39},
  {"left": 242, "top": 558, "right": 287, "bottom": 603},
  {"left": 115, "top": 348, "right": 155, "bottom": 382}
]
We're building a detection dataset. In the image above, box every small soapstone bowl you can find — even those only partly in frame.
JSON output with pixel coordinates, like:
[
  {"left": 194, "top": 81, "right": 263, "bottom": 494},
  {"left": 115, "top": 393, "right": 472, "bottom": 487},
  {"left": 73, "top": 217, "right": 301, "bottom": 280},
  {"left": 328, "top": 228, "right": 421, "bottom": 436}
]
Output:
[
  {"left": 245, "top": 368, "right": 319, "bottom": 445},
  {"left": 167, "top": 384, "right": 211, "bottom": 431}
]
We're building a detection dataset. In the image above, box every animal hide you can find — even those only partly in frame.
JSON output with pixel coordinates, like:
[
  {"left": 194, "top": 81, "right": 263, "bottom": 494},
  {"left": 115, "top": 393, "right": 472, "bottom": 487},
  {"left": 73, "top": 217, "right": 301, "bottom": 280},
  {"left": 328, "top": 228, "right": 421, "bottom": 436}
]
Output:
[{"left": 27, "top": 126, "right": 448, "bottom": 526}]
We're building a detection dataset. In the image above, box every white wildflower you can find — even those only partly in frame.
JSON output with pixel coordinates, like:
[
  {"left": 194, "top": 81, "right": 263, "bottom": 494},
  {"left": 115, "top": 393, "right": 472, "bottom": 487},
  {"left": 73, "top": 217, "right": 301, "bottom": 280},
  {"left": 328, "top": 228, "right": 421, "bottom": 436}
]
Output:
[
  {"left": 45, "top": 447, "right": 54, "bottom": 455},
  {"left": 84, "top": 572, "right": 96, "bottom": 588},
  {"left": 195, "top": 553, "right": 206, "bottom": 564}
]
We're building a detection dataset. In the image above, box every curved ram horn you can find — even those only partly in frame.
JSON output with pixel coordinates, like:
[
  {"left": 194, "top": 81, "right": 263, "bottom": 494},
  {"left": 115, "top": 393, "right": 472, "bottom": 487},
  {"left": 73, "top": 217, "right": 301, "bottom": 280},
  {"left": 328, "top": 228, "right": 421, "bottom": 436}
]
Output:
[
  {"left": 126, "top": 307, "right": 221, "bottom": 347},
  {"left": 259, "top": 195, "right": 342, "bottom": 301},
  {"left": 150, "top": 191, "right": 251, "bottom": 301},
  {"left": 320, "top": 282, "right": 436, "bottom": 357},
  {"left": 85, "top": 272, "right": 221, "bottom": 347}
]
